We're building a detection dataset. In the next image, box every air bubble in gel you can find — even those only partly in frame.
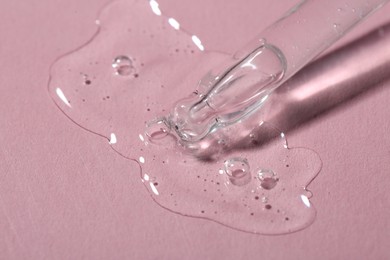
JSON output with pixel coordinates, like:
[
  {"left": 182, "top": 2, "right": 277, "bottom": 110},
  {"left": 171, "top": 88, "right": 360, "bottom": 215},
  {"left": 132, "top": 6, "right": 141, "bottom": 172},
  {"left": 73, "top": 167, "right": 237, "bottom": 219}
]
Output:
[
  {"left": 224, "top": 157, "right": 251, "bottom": 186},
  {"left": 145, "top": 118, "right": 171, "bottom": 142},
  {"left": 48, "top": 0, "right": 322, "bottom": 234},
  {"left": 112, "top": 55, "right": 135, "bottom": 76},
  {"left": 257, "top": 169, "right": 279, "bottom": 190}
]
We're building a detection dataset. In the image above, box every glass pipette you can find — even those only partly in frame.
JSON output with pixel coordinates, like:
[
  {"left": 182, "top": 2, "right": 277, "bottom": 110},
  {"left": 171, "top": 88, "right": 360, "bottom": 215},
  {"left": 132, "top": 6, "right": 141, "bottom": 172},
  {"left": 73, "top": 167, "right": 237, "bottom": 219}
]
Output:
[{"left": 168, "top": 0, "right": 389, "bottom": 145}]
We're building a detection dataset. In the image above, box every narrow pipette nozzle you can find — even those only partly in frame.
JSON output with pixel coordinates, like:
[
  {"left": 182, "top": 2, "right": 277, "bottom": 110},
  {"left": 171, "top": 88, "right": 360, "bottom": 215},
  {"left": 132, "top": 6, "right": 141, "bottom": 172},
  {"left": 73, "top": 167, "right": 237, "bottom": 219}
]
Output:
[{"left": 169, "top": 41, "right": 286, "bottom": 142}]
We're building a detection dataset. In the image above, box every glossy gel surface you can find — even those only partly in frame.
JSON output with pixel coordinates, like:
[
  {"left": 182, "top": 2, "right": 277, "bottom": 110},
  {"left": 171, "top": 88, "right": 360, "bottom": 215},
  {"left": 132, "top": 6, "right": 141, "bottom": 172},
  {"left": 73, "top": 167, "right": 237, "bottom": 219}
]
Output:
[{"left": 48, "top": 0, "right": 322, "bottom": 234}]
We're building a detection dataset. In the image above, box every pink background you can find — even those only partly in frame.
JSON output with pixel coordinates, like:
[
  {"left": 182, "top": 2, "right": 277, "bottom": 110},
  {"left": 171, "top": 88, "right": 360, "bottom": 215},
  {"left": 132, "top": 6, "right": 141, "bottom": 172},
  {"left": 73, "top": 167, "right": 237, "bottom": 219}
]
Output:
[{"left": 1, "top": 0, "right": 390, "bottom": 259}]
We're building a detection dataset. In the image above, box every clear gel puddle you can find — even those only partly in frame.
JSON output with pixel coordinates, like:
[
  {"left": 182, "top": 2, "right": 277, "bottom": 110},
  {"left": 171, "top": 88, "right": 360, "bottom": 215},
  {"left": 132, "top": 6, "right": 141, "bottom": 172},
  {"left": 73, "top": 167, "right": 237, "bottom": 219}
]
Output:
[{"left": 48, "top": 0, "right": 322, "bottom": 234}]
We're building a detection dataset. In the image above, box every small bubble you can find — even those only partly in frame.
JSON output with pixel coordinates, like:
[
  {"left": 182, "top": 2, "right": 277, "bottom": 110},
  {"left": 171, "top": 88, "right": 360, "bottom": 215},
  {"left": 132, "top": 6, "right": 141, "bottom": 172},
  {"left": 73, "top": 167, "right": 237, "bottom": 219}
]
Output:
[
  {"left": 145, "top": 118, "right": 170, "bottom": 142},
  {"left": 223, "top": 157, "right": 251, "bottom": 186},
  {"left": 261, "top": 197, "right": 268, "bottom": 203},
  {"left": 112, "top": 55, "right": 135, "bottom": 76},
  {"left": 257, "top": 169, "right": 278, "bottom": 190}
]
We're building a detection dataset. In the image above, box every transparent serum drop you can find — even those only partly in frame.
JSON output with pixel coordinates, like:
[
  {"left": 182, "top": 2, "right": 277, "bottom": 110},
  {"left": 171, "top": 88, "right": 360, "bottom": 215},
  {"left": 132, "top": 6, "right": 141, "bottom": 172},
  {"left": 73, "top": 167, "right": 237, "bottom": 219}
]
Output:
[
  {"left": 48, "top": 0, "right": 322, "bottom": 234},
  {"left": 139, "top": 122, "right": 321, "bottom": 234}
]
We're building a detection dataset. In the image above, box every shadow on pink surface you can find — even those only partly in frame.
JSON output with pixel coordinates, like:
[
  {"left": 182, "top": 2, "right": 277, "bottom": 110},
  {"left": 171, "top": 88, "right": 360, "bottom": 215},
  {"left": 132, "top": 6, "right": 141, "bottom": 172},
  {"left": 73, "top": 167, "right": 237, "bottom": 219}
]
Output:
[{"left": 262, "top": 22, "right": 390, "bottom": 133}]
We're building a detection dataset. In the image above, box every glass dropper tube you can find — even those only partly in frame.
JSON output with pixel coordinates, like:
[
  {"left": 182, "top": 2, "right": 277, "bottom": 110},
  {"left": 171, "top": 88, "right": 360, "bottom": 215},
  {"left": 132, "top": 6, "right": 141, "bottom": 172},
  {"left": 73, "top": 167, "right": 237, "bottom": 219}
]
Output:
[
  {"left": 239, "top": 0, "right": 389, "bottom": 79},
  {"left": 168, "top": 0, "right": 389, "bottom": 144}
]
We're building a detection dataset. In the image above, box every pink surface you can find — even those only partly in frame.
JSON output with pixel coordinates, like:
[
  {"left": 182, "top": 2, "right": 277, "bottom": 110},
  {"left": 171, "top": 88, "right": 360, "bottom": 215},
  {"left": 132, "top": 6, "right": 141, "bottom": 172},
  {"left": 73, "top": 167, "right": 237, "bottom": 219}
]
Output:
[{"left": 1, "top": 0, "right": 390, "bottom": 259}]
